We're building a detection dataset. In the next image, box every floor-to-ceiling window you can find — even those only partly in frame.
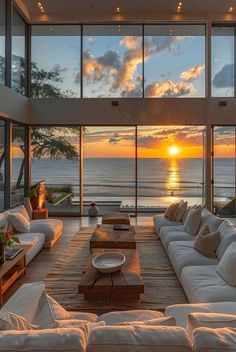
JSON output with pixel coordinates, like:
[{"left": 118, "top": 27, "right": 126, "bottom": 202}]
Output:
[
  {"left": 11, "top": 123, "right": 25, "bottom": 206},
  {"left": 0, "top": 0, "right": 5, "bottom": 86},
  {"left": 83, "top": 126, "right": 136, "bottom": 215},
  {"left": 11, "top": 8, "right": 26, "bottom": 94},
  {"left": 0, "top": 119, "right": 5, "bottom": 210},
  {"left": 31, "top": 25, "right": 81, "bottom": 98},
  {"left": 213, "top": 126, "right": 236, "bottom": 216},
  {"left": 83, "top": 25, "right": 143, "bottom": 98},
  {"left": 211, "top": 25, "right": 235, "bottom": 97},
  {"left": 31, "top": 127, "right": 80, "bottom": 214},
  {"left": 137, "top": 126, "right": 205, "bottom": 213},
  {"left": 144, "top": 25, "right": 206, "bottom": 98}
]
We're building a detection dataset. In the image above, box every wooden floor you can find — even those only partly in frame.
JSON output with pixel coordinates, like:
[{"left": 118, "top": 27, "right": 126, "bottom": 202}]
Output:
[
  {"left": 4, "top": 216, "right": 154, "bottom": 304},
  {"left": 5, "top": 215, "right": 236, "bottom": 304}
]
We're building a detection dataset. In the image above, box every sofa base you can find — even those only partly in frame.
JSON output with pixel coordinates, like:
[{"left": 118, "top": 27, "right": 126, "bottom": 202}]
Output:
[{"left": 43, "top": 230, "right": 62, "bottom": 248}]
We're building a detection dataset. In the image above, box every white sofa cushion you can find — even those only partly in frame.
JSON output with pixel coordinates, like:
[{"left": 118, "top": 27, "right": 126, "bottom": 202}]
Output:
[
  {"left": 0, "top": 310, "right": 35, "bottom": 330},
  {"left": 98, "top": 310, "right": 163, "bottom": 325},
  {"left": 8, "top": 204, "right": 30, "bottom": 222},
  {"left": 200, "top": 208, "right": 223, "bottom": 232},
  {"left": 159, "top": 226, "right": 193, "bottom": 250},
  {"left": 166, "top": 302, "right": 236, "bottom": 328},
  {"left": 216, "top": 221, "right": 236, "bottom": 260},
  {"left": 168, "top": 241, "right": 218, "bottom": 279},
  {"left": 184, "top": 208, "right": 202, "bottom": 236},
  {"left": 88, "top": 326, "right": 192, "bottom": 352},
  {"left": 0, "top": 328, "right": 87, "bottom": 352},
  {"left": 187, "top": 312, "right": 236, "bottom": 336},
  {"left": 181, "top": 265, "right": 236, "bottom": 303},
  {"left": 153, "top": 215, "right": 182, "bottom": 233},
  {"left": 8, "top": 213, "right": 30, "bottom": 233},
  {"left": 15, "top": 232, "right": 45, "bottom": 265},
  {"left": 119, "top": 316, "right": 176, "bottom": 326},
  {"left": 217, "top": 242, "right": 236, "bottom": 287},
  {"left": 30, "top": 219, "right": 63, "bottom": 242},
  {"left": 2, "top": 282, "right": 45, "bottom": 324},
  {"left": 193, "top": 327, "right": 236, "bottom": 352}
]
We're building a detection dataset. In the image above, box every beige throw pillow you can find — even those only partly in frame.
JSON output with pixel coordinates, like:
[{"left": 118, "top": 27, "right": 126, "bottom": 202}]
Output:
[
  {"left": 164, "top": 202, "right": 180, "bottom": 221},
  {"left": 176, "top": 201, "right": 188, "bottom": 222},
  {"left": 194, "top": 224, "right": 220, "bottom": 258}
]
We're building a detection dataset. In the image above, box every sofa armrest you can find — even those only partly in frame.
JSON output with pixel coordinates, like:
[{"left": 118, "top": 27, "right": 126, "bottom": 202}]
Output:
[{"left": 0, "top": 328, "right": 87, "bottom": 352}]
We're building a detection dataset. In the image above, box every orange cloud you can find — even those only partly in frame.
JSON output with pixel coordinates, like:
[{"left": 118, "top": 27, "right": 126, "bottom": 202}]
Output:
[
  {"left": 180, "top": 64, "right": 205, "bottom": 82},
  {"left": 144, "top": 80, "right": 196, "bottom": 97}
]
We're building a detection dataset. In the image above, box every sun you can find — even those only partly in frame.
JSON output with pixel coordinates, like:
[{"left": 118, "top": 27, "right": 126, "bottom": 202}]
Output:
[{"left": 168, "top": 146, "right": 180, "bottom": 157}]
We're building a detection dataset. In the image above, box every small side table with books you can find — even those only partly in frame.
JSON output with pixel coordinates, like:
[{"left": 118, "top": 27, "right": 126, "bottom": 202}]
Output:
[{"left": 0, "top": 245, "right": 31, "bottom": 305}]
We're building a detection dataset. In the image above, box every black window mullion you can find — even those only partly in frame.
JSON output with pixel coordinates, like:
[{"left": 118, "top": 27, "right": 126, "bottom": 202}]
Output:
[{"left": 5, "top": 0, "right": 12, "bottom": 88}]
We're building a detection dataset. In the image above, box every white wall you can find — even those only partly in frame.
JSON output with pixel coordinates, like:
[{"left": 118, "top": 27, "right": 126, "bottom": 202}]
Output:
[{"left": 0, "top": 86, "right": 29, "bottom": 124}]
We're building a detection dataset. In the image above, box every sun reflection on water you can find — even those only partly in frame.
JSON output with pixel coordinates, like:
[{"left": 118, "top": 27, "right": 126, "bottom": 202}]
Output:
[{"left": 166, "top": 158, "right": 180, "bottom": 196}]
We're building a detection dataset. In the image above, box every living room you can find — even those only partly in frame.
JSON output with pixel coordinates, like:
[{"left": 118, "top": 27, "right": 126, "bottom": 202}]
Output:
[{"left": 1, "top": 0, "right": 236, "bottom": 351}]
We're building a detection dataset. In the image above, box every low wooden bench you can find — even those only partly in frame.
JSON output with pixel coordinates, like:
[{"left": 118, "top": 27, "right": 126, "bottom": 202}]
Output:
[{"left": 102, "top": 212, "right": 131, "bottom": 225}]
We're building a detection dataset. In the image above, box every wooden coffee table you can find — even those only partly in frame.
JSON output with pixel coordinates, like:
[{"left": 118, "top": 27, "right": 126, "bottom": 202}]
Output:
[
  {"left": 90, "top": 225, "right": 136, "bottom": 250},
  {"left": 78, "top": 249, "right": 144, "bottom": 301}
]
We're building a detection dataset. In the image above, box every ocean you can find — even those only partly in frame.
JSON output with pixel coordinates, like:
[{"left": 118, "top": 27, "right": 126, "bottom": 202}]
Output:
[{"left": 9, "top": 157, "right": 231, "bottom": 202}]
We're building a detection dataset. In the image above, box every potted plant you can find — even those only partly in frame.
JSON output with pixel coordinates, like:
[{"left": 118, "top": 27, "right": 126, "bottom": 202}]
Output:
[
  {"left": 0, "top": 226, "right": 20, "bottom": 266},
  {"left": 88, "top": 201, "right": 99, "bottom": 217}
]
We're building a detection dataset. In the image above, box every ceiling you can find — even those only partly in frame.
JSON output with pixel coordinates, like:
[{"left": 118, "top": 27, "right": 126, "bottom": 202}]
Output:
[{"left": 16, "top": 0, "right": 236, "bottom": 22}]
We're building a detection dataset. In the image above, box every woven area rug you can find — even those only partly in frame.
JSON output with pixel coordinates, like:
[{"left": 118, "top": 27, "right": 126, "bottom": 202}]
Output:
[{"left": 44, "top": 226, "right": 187, "bottom": 314}]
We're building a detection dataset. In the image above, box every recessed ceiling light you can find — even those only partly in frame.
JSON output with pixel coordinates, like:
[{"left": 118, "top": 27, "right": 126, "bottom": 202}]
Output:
[
  {"left": 116, "top": 6, "right": 120, "bottom": 13},
  {"left": 229, "top": 6, "right": 234, "bottom": 12}
]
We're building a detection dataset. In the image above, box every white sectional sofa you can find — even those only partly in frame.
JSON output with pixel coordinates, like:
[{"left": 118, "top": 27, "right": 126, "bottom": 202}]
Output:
[
  {"left": 2, "top": 282, "right": 236, "bottom": 351},
  {"left": 154, "top": 207, "right": 236, "bottom": 303},
  {"left": 0, "top": 205, "right": 63, "bottom": 264}
]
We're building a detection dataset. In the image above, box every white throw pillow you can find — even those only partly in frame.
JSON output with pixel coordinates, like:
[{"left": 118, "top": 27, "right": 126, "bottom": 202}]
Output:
[
  {"left": 216, "top": 242, "right": 236, "bottom": 287},
  {"left": 8, "top": 205, "right": 30, "bottom": 222},
  {"left": 164, "top": 202, "right": 180, "bottom": 221},
  {"left": 88, "top": 325, "right": 192, "bottom": 352},
  {"left": 187, "top": 312, "right": 236, "bottom": 337},
  {"left": 24, "top": 197, "right": 33, "bottom": 220},
  {"left": 176, "top": 201, "right": 188, "bottom": 222},
  {"left": 0, "top": 310, "right": 35, "bottom": 330},
  {"left": 119, "top": 316, "right": 176, "bottom": 326},
  {"left": 8, "top": 213, "right": 30, "bottom": 233},
  {"left": 184, "top": 208, "right": 202, "bottom": 236},
  {"left": 35, "top": 291, "right": 72, "bottom": 328}
]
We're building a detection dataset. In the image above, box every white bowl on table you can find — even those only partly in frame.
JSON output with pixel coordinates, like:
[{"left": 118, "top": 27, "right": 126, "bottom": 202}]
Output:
[{"left": 92, "top": 252, "right": 126, "bottom": 273}]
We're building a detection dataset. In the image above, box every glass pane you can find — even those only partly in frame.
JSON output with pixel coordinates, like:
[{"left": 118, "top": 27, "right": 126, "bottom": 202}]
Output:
[
  {"left": 12, "top": 9, "right": 26, "bottom": 94},
  {"left": 212, "top": 26, "right": 235, "bottom": 97},
  {"left": 31, "top": 127, "right": 80, "bottom": 215},
  {"left": 11, "top": 123, "right": 25, "bottom": 206},
  {"left": 144, "top": 25, "right": 206, "bottom": 98},
  {"left": 0, "top": 0, "right": 5, "bottom": 86},
  {"left": 31, "top": 25, "right": 81, "bottom": 98},
  {"left": 83, "top": 25, "right": 142, "bottom": 97},
  {"left": 83, "top": 126, "right": 136, "bottom": 215},
  {"left": 213, "top": 126, "right": 236, "bottom": 216},
  {"left": 137, "top": 126, "right": 205, "bottom": 214},
  {"left": 0, "top": 120, "right": 5, "bottom": 210}
]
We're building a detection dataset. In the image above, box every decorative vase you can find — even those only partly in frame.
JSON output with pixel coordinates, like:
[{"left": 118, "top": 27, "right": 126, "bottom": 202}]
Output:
[
  {"left": 0, "top": 242, "right": 5, "bottom": 267},
  {"left": 88, "top": 205, "right": 99, "bottom": 217}
]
